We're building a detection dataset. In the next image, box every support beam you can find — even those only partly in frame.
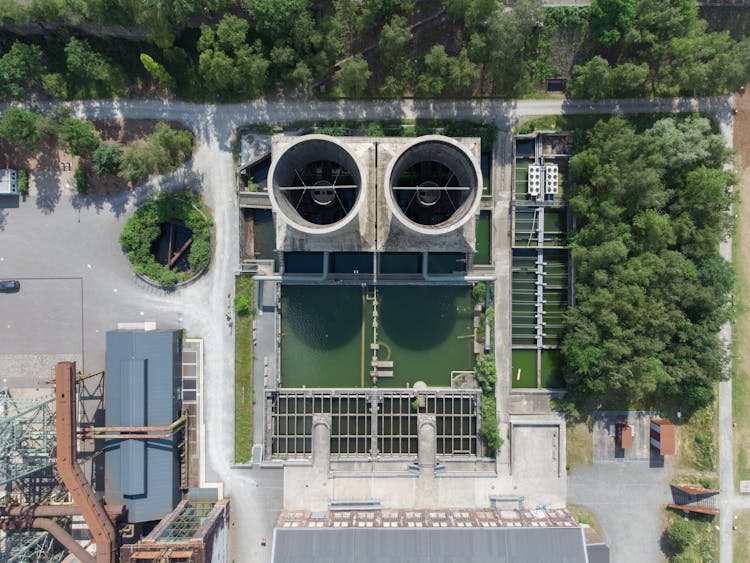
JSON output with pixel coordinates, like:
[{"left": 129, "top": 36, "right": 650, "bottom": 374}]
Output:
[{"left": 55, "top": 362, "right": 117, "bottom": 563}]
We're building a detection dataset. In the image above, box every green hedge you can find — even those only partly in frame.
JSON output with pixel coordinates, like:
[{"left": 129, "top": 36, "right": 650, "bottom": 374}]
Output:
[{"left": 119, "top": 191, "right": 211, "bottom": 287}]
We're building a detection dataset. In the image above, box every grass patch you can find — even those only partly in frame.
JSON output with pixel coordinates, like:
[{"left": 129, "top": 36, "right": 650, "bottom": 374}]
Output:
[
  {"left": 734, "top": 510, "right": 750, "bottom": 563},
  {"left": 676, "top": 399, "right": 718, "bottom": 473},
  {"left": 733, "top": 195, "right": 750, "bottom": 486},
  {"left": 664, "top": 510, "right": 719, "bottom": 562},
  {"left": 567, "top": 504, "right": 601, "bottom": 535},
  {"left": 566, "top": 421, "right": 592, "bottom": 474},
  {"left": 234, "top": 275, "right": 255, "bottom": 464}
]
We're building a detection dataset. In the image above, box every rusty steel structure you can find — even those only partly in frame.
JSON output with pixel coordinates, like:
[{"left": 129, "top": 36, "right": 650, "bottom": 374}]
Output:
[
  {"left": 55, "top": 361, "right": 118, "bottom": 563},
  {"left": 0, "top": 388, "right": 56, "bottom": 488}
]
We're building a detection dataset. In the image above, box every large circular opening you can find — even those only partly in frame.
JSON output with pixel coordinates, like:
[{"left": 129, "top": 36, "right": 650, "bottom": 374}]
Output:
[
  {"left": 269, "top": 136, "right": 365, "bottom": 234},
  {"left": 386, "top": 137, "right": 481, "bottom": 235}
]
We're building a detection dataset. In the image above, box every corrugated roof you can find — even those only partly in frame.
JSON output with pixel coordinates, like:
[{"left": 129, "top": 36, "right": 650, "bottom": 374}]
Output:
[
  {"left": 104, "top": 330, "right": 182, "bottom": 523},
  {"left": 272, "top": 527, "right": 588, "bottom": 563},
  {"left": 651, "top": 419, "right": 675, "bottom": 455}
]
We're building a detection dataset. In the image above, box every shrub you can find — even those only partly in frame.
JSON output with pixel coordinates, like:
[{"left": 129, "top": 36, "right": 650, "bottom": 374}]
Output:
[
  {"left": 473, "top": 281, "right": 486, "bottom": 305},
  {"left": 366, "top": 122, "right": 385, "bottom": 136},
  {"left": 59, "top": 118, "right": 99, "bottom": 158},
  {"left": 475, "top": 354, "right": 497, "bottom": 395},
  {"left": 119, "top": 123, "right": 194, "bottom": 184},
  {"left": 92, "top": 142, "right": 122, "bottom": 176},
  {"left": 235, "top": 293, "right": 252, "bottom": 315},
  {"left": 480, "top": 395, "right": 503, "bottom": 451},
  {"left": 411, "top": 398, "right": 420, "bottom": 411},
  {"left": 75, "top": 168, "right": 87, "bottom": 194},
  {"left": 17, "top": 169, "right": 28, "bottom": 196},
  {"left": 665, "top": 518, "right": 697, "bottom": 554}
]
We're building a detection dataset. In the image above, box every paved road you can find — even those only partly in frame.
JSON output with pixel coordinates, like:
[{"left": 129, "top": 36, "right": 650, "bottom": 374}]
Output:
[
  {"left": 568, "top": 461, "right": 674, "bottom": 563},
  {"left": 1, "top": 94, "right": 735, "bottom": 562},
  {"left": 718, "top": 113, "right": 736, "bottom": 563}
]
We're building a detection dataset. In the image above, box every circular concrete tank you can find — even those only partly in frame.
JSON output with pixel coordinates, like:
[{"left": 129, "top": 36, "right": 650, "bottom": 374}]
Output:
[
  {"left": 268, "top": 135, "right": 366, "bottom": 235},
  {"left": 385, "top": 135, "right": 482, "bottom": 236}
]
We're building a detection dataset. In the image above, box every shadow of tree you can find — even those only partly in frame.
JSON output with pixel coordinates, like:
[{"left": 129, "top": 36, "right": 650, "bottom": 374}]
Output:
[{"left": 34, "top": 169, "right": 62, "bottom": 214}]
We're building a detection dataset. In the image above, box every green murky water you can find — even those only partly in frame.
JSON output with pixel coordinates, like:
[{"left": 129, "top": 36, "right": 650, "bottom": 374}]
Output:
[{"left": 280, "top": 285, "right": 474, "bottom": 388}]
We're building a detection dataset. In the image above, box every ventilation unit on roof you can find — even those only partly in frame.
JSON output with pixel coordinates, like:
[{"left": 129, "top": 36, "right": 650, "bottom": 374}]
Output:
[
  {"left": 544, "top": 164, "right": 559, "bottom": 195},
  {"left": 527, "top": 165, "right": 542, "bottom": 196}
]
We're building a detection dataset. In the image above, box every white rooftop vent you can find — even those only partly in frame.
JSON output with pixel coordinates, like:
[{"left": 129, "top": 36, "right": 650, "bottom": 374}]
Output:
[
  {"left": 527, "top": 165, "right": 541, "bottom": 196},
  {"left": 544, "top": 164, "right": 559, "bottom": 195}
]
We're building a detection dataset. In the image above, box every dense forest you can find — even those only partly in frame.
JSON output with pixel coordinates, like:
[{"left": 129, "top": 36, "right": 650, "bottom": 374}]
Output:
[
  {"left": 561, "top": 116, "right": 735, "bottom": 415},
  {"left": 0, "top": 0, "right": 746, "bottom": 101}
]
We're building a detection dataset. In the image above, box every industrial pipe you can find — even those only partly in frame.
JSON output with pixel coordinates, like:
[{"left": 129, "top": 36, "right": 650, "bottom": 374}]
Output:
[{"left": 0, "top": 504, "right": 125, "bottom": 519}]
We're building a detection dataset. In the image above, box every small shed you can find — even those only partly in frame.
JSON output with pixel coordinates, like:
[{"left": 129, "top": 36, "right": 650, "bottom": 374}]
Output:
[
  {"left": 104, "top": 329, "right": 183, "bottom": 523},
  {"left": 0, "top": 169, "right": 17, "bottom": 195},
  {"left": 650, "top": 418, "right": 675, "bottom": 455},
  {"left": 615, "top": 423, "right": 632, "bottom": 450}
]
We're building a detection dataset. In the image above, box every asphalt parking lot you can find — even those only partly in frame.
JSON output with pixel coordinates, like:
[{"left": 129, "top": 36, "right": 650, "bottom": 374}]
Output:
[{"left": 0, "top": 182, "right": 183, "bottom": 377}]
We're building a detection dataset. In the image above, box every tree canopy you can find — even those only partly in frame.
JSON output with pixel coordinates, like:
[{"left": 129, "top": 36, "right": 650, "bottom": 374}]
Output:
[{"left": 562, "top": 116, "right": 734, "bottom": 414}]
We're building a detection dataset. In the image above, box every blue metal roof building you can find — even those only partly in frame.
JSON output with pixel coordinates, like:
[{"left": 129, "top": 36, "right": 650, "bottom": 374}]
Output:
[{"left": 104, "top": 329, "right": 182, "bottom": 523}]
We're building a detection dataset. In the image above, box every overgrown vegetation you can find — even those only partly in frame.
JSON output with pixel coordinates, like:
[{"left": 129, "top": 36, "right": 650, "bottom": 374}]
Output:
[
  {"left": 568, "top": 0, "right": 750, "bottom": 99},
  {"left": 664, "top": 511, "right": 719, "bottom": 562},
  {"left": 119, "top": 191, "right": 211, "bottom": 287},
  {"left": 475, "top": 353, "right": 502, "bottom": 453},
  {"left": 561, "top": 115, "right": 735, "bottom": 416},
  {"left": 0, "top": 108, "right": 192, "bottom": 188},
  {"left": 17, "top": 169, "right": 28, "bottom": 197},
  {"left": 0, "top": 0, "right": 743, "bottom": 102},
  {"left": 306, "top": 119, "right": 498, "bottom": 152},
  {"left": 118, "top": 122, "right": 194, "bottom": 184},
  {"left": 235, "top": 274, "right": 255, "bottom": 464}
]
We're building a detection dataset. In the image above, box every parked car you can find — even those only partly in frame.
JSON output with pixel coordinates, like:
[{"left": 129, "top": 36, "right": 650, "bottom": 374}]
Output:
[{"left": 0, "top": 280, "right": 20, "bottom": 292}]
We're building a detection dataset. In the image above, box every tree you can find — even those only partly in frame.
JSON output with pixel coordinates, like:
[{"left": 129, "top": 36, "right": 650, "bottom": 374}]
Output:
[
  {"left": 245, "top": 0, "right": 310, "bottom": 40},
  {"left": 337, "top": 55, "right": 370, "bottom": 97},
  {"left": 417, "top": 45, "right": 448, "bottom": 96},
  {"left": 41, "top": 73, "right": 67, "bottom": 99},
  {"left": 485, "top": 0, "right": 543, "bottom": 96},
  {"left": 59, "top": 118, "right": 99, "bottom": 158},
  {"left": 0, "top": 107, "right": 44, "bottom": 149},
  {"left": 589, "top": 0, "right": 637, "bottom": 48},
  {"left": 378, "top": 14, "right": 411, "bottom": 69},
  {"left": 561, "top": 117, "right": 733, "bottom": 414},
  {"left": 140, "top": 53, "right": 176, "bottom": 89},
  {"left": 92, "top": 142, "right": 122, "bottom": 176},
  {"left": 289, "top": 61, "right": 313, "bottom": 95},
  {"left": 0, "top": 41, "right": 44, "bottom": 100},
  {"left": 447, "top": 48, "right": 479, "bottom": 93},
  {"left": 566, "top": 56, "right": 612, "bottom": 100},
  {"left": 198, "top": 15, "right": 270, "bottom": 99},
  {"left": 64, "top": 37, "right": 125, "bottom": 97}
]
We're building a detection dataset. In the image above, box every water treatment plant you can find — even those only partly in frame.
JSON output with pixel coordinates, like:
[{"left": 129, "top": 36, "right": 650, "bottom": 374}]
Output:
[{"left": 238, "top": 125, "right": 574, "bottom": 515}]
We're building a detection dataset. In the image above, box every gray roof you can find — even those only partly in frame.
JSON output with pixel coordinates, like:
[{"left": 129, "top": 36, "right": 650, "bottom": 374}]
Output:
[
  {"left": 272, "top": 527, "right": 588, "bottom": 563},
  {"left": 104, "top": 330, "right": 182, "bottom": 523},
  {"left": 586, "top": 543, "right": 610, "bottom": 563}
]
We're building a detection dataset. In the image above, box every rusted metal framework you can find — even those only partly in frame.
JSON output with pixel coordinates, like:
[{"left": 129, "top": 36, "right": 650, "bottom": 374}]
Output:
[
  {"left": 0, "top": 388, "right": 63, "bottom": 562},
  {"left": 0, "top": 388, "right": 56, "bottom": 488},
  {"left": 0, "top": 529, "right": 68, "bottom": 563}
]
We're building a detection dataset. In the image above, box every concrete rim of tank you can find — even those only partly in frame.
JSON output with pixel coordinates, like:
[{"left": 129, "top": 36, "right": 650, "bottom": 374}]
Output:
[
  {"left": 384, "top": 134, "right": 483, "bottom": 236},
  {"left": 268, "top": 134, "right": 367, "bottom": 235}
]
